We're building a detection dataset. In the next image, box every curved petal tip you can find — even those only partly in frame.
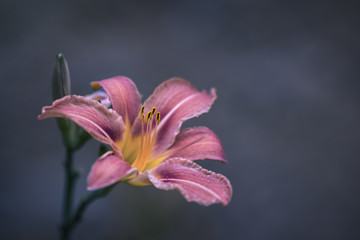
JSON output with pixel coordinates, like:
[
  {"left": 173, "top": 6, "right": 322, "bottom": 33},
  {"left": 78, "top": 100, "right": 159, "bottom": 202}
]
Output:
[
  {"left": 148, "top": 158, "right": 232, "bottom": 206},
  {"left": 87, "top": 152, "right": 138, "bottom": 191}
]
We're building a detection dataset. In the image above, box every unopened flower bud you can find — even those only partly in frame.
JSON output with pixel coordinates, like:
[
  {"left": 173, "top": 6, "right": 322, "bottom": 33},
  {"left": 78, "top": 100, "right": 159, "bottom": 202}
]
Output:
[
  {"left": 52, "top": 53, "right": 71, "bottom": 101},
  {"left": 50, "top": 53, "right": 90, "bottom": 151}
]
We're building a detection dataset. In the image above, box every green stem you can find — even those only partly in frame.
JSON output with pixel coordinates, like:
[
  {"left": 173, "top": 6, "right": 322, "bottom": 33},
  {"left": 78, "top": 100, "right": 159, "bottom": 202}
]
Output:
[
  {"left": 60, "top": 147, "right": 114, "bottom": 240},
  {"left": 61, "top": 148, "right": 78, "bottom": 240},
  {"left": 71, "top": 185, "right": 115, "bottom": 227}
]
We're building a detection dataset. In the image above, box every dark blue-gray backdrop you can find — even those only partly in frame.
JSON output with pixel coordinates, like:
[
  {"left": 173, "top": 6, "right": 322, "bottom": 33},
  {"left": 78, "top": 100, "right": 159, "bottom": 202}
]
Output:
[{"left": 1, "top": 0, "right": 359, "bottom": 239}]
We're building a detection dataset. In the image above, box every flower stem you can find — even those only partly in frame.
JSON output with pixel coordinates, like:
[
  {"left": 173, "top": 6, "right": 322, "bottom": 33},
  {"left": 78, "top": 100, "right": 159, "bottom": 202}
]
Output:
[
  {"left": 72, "top": 185, "right": 114, "bottom": 226},
  {"left": 61, "top": 148, "right": 78, "bottom": 240},
  {"left": 60, "top": 148, "right": 115, "bottom": 240}
]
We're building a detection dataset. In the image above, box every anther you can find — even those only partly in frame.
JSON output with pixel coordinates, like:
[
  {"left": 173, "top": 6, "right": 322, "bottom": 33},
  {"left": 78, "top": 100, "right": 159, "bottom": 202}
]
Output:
[
  {"left": 156, "top": 112, "right": 160, "bottom": 124},
  {"left": 146, "top": 111, "right": 152, "bottom": 122},
  {"left": 140, "top": 105, "right": 145, "bottom": 117},
  {"left": 151, "top": 107, "right": 156, "bottom": 115}
]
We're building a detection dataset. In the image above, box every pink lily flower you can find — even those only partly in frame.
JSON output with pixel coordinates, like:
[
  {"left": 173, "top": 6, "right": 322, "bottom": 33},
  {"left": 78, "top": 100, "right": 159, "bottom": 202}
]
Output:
[{"left": 38, "top": 76, "right": 232, "bottom": 206}]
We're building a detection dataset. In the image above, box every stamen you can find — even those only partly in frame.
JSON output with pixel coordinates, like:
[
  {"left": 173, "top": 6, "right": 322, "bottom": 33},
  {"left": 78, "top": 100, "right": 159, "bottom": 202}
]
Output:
[
  {"left": 146, "top": 111, "right": 152, "bottom": 123},
  {"left": 140, "top": 106, "right": 145, "bottom": 124},
  {"left": 156, "top": 112, "right": 160, "bottom": 125},
  {"left": 140, "top": 105, "right": 145, "bottom": 117},
  {"left": 149, "top": 111, "right": 159, "bottom": 151},
  {"left": 132, "top": 106, "right": 162, "bottom": 172}
]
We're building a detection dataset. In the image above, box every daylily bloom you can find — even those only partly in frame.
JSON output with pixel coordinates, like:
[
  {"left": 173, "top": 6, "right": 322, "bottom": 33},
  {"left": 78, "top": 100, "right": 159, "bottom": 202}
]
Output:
[{"left": 38, "top": 76, "right": 232, "bottom": 206}]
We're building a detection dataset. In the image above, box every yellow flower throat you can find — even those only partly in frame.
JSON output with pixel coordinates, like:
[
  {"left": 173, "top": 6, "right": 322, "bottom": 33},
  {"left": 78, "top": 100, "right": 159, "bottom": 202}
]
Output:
[{"left": 118, "top": 106, "right": 163, "bottom": 172}]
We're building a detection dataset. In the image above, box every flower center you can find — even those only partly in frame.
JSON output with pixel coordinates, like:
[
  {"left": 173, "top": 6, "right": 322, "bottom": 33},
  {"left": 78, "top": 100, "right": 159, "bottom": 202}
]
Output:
[{"left": 131, "top": 106, "right": 160, "bottom": 172}]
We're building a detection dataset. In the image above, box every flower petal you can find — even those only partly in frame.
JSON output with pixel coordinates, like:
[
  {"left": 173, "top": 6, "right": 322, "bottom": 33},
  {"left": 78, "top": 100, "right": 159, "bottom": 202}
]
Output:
[
  {"left": 164, "top": 127, "right": 226, "bottom": 162},
  {"left": 38, "top": 95, "right": 126, "bottom": 154},
  {"left": 85, "top": 90, "right": 111, "bottom": 108},
  {"left": 145, "top": 127, "right": 225, "bottom": 170},
  {"left": 132, "top": 78, "right": 217, "bottom": 154},
  {"left": 87, "top": 152, "right": 138, "bottom": 190},
  {"left": 148, "top": 158, "right": 232, "bottom": 206},
  {"left": 91, "top": 76, "right": 142, "bottom": 125}
]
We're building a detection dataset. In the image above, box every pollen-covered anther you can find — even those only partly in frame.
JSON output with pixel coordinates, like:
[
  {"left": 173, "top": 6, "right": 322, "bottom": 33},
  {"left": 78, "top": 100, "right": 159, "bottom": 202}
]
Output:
[
  {"left": 140, "top": 105, "right": 145, "bottom": 117},
  {"left": 140, "top": 106, "right": 145, "bottom": 124},
  {"left": 146, "top": 111, "right": 152, "bottom": 123},
  {"left": 156, "top": 112, "right": 160, "bottom": 124}
]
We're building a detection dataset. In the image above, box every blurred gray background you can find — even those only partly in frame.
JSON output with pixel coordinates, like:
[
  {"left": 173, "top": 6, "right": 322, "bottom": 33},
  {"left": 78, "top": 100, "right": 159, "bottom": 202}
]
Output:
[{"left": 1, "top": 0, "right": 359, "bottom": 239}]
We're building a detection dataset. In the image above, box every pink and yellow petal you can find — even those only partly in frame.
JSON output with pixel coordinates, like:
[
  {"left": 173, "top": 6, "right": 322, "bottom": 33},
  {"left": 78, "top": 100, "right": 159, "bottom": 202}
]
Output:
[
  {"left": 148, "top": 158, "right": 232, "bottom": 206},
  {"left": 167, "top": 126, "right": 226, "bottom": 161},
  {"left": 144, "top": 126, "right": 225, "bottom": 169},
  {"left": 87, "top": 152, "right": 138, "bottom": 190},
  {"left": 132, "top": 78, "right": 217, "bottom": 155},
  {"left": 91, "top": 76, "right": 142, "bottom": 125},
  {"left": 38, "top": 95, "right": 126, "bottom": 155}
]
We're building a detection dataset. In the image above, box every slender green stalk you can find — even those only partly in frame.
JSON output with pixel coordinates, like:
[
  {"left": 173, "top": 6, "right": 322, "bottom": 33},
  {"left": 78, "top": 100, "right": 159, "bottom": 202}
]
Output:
[
  {"left": 61, "top": 148, "right": 78, "bottom": 240},
  {"left": 60, "top": 148, "right": 114, "bottom": 240},
  {"left": 71, "top": 185, "right": 114, "bottom": 228}
]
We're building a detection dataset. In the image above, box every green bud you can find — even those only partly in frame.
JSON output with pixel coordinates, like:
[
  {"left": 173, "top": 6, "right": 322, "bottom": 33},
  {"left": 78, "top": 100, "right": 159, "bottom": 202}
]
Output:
[
  {"left": 52, "top": 53, "right": 72, "bottom": 133},
  {"left": 51, "top": 53, "right": 90, "bottom": 151},
  {"left": 52, "top": 53, "right": 71, "bottom": 101}
]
